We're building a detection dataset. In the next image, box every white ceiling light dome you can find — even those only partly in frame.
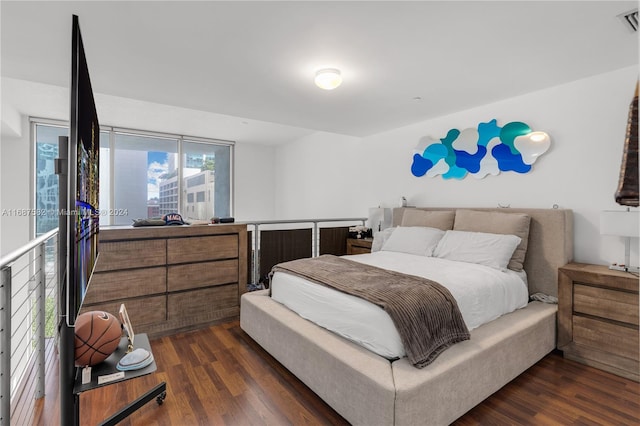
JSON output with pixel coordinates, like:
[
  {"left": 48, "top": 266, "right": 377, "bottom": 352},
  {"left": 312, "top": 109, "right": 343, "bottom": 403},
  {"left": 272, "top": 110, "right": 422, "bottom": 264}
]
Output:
[{"left": 315, "top": 68, "right": 342, "bottom": 90}]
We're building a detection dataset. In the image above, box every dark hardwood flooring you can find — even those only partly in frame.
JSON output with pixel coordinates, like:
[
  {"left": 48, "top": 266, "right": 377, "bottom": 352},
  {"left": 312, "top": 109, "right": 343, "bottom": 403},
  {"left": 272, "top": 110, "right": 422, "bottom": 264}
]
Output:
[{"left": 32, "top": 321, "right": 639, "bottom": 425}]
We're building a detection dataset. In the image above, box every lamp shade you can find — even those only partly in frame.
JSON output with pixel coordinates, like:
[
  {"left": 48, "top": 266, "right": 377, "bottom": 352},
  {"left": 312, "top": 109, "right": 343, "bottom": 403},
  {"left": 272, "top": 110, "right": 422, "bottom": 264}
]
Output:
[
  {"left": 368, "top": 207, "right": 392, "bottom": 232},
  {"left": 600, "top": 210, "right": 639, "bottom": 237}
]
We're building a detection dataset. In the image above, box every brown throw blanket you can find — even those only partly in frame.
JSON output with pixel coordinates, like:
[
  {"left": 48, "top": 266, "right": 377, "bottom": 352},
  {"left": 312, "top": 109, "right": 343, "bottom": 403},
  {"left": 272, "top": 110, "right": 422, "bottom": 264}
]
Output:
[{"left": 270, "top": 255, "right": 470, "bottom": 368}]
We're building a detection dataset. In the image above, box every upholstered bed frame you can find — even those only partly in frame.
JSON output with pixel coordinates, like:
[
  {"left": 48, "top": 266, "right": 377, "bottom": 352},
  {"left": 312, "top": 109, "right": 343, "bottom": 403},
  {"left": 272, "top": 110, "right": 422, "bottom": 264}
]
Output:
[{"left": 241, "top": 208, "right": 573, "bottom": 425}]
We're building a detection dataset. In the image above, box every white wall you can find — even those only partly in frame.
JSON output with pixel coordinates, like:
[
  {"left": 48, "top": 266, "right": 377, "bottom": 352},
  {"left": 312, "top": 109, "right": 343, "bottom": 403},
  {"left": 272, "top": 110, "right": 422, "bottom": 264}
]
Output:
[
  {"left": 274, "top": 66, "right": 639, "bottom": 266},
  {"left": 0, "top": 116, "right": 32, "bottom": 255},
  {"left": 273, "top": 131, "right": 363, "bottom": 219},
  {"left": 234, "top": 141, "right": 276, "bottom": 222}
]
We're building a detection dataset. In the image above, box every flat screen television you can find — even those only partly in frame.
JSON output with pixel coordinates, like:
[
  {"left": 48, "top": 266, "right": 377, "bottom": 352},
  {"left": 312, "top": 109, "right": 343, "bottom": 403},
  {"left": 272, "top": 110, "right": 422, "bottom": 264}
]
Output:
[{"left": 66, "top": 14, "right": 100, "bottom": 326}]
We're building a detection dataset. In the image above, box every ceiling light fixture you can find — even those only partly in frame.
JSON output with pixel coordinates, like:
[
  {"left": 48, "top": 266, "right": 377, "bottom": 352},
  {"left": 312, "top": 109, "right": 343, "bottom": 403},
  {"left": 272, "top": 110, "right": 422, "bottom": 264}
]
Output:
[{"left": 315, "top": 68, "right": 342, "bottom": 90}]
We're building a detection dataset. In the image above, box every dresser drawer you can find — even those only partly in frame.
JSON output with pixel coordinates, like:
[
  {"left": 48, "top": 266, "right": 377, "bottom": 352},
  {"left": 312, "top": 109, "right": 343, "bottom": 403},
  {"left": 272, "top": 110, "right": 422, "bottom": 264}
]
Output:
[
  {"left": 85, "top": 267, "right": 166, "bottom": 304},
  {"left": 167, "top": 235, "right": 238, "bottom": 264},
  {"left": 95, "top": 239, "right": 166, "bottom": 271},
  {"left": 167, "top": 259, "right": 239, "bottom": 292},
  {"left": 167, "top": 284, "right": 238, "bottom": 321},
  {"left": 574, "top": 284, "right": 639, "bottom": 326},
  {"left": 81, "top": 294, "right": 166, "bottom": 328},
  {"left": 573, "top": 316, "right": 639, "bottom": 361}
]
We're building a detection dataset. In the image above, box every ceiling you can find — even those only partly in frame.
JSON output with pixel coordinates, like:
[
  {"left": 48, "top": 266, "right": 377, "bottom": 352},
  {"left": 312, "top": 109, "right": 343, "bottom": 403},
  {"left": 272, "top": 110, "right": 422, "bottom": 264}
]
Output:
[{"left": 1, "top": 1, "right": 638, "bottom": 140}]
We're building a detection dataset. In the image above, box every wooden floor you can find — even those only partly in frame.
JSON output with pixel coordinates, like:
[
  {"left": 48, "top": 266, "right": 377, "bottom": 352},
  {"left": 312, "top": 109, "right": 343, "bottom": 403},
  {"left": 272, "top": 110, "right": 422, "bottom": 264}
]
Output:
[{"left": 32, "top": 321, "right": 639, "bottom": 425}]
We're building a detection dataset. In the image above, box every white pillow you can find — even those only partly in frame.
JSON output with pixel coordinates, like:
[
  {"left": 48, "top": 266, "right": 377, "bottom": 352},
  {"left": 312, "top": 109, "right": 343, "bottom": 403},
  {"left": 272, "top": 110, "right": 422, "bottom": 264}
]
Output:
[
  {"left": 433, "top": 230, "right": 522, "bottom": 271},
  {"left": 380, "top": 226, "right": 445, "bottom": 257},
  {"left": 371, "top": 227, "right": 396, "bottom": 252}
]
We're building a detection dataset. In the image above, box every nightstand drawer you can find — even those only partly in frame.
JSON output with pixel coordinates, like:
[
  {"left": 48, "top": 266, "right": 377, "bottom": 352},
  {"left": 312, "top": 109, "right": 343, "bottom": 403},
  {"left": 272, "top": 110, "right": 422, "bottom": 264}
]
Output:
[
  {"left": 350, "top": 246, "right": 372, "bottom": 255},
  {"left": 574, "top": 284, "right": 639, "bottom": 326},
  {"left": 346, "top": 238, "right": 373, "bottom": 255},
  {"left": 573, "top": 316, "right": 639, "bottom": 361}
]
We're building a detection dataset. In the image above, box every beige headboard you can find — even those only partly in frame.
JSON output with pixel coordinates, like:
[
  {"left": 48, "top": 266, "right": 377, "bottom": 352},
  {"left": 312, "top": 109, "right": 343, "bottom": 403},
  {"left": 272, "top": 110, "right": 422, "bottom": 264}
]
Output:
[{"left": 392, "top": 208, "right": 573, "bottom": 297}]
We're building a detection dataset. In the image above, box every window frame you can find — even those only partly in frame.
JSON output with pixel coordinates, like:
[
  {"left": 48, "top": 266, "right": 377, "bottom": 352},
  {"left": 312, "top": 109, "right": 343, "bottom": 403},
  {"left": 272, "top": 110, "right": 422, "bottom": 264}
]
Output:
[{"left": 30, "top": 117, "right": 234, "bottom": 234}]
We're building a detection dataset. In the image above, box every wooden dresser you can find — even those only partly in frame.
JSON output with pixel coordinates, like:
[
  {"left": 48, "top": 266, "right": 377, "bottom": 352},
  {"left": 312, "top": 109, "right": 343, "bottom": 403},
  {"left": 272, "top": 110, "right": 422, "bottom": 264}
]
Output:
[
  {"left": 81, "top": 224, "right": 247, "bottom": 338},
  {"left": 558, "top": 263, "right": 639, "bottom": 381}
]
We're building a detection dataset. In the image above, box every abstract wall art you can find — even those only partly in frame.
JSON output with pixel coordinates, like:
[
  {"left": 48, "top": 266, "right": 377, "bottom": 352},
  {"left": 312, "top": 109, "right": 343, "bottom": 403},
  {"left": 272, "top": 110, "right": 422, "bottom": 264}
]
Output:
[{"left": 411, "top": 119, "right": 551, "bottom": 179}]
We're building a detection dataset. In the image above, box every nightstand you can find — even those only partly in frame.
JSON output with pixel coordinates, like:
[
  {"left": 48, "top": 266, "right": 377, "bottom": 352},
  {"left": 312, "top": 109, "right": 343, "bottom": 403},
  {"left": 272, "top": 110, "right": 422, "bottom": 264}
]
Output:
[
  {"left": 346, "top": 238, "right": 373, "bottom": 255},
  {"left": 558, "top": 263, "right": 639, "bottom": 381}
]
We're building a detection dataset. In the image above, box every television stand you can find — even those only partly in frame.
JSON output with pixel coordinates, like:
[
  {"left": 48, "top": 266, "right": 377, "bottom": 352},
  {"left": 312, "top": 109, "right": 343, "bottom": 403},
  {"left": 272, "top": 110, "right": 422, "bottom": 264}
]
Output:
[{"left": 73, "top": 333, "right": 166, "bottom": 425}]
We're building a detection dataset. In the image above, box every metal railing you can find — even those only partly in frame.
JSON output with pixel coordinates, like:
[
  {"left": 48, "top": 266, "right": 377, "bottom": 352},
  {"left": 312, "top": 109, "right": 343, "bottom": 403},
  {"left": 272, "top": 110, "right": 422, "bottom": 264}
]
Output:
[
  {"left": 0, "top": 228, "right": 58, "bottom": 426},
  {"left": 246, "top": 218, "right": 366, "bottom": 284}
]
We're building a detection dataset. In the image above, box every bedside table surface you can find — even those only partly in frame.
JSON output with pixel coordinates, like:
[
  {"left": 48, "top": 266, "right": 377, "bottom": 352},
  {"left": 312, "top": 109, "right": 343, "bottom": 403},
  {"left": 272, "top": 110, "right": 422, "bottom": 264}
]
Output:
[{"left": 559, "top": 262, "right": 639, "bottom": 292}]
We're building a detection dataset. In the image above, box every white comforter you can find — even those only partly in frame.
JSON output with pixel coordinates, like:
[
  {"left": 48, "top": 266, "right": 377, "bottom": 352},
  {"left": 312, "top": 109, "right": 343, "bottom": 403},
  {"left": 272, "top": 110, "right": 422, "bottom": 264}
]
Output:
[{"left": 270, "top": 251, "right": 529, "bottom": 359}]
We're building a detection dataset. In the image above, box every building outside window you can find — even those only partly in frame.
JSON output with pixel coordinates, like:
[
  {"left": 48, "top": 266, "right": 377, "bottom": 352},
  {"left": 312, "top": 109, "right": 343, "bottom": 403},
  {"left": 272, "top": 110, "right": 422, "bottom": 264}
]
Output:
[
  {"left": 181, "top": 140, "right": 232, "bottom": 220},
  {"left": 112, "top": 132, "right": 179, "bottom": 225},
  {"left": 34, "top": 124, "right": 67, "bottom": 236}
]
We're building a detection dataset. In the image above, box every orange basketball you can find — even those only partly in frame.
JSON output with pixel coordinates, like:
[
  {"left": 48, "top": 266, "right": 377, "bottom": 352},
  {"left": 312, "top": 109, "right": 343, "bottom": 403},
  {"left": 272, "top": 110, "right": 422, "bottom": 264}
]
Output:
[{"left": 74, "top": 311, "right": 122, "bottom": 367}]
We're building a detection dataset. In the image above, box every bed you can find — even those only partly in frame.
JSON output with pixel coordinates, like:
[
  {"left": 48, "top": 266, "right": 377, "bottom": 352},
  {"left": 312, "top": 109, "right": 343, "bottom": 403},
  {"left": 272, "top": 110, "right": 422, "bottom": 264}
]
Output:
[{"left": 240, "top": 207, "right": 573, "bottom": 425}]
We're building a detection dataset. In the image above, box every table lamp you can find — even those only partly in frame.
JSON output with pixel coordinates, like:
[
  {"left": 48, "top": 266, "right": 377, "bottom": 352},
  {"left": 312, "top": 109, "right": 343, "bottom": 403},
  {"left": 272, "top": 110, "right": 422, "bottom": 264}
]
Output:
[
  {"left": 600, "top": 209, "right": 639, "bottom": 272},
  {"left": 368, "top": 207, "right": 392, "bottom": 232}
]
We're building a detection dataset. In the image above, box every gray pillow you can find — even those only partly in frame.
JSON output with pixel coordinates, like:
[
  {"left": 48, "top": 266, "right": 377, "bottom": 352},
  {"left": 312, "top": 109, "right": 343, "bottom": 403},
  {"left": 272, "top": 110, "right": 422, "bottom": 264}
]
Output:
[
  {"left": 453, "top": 210, "right": 531, "bottom": 272},
  {"left": 401, "top": 209, "right": 455, "bottom": 231}
]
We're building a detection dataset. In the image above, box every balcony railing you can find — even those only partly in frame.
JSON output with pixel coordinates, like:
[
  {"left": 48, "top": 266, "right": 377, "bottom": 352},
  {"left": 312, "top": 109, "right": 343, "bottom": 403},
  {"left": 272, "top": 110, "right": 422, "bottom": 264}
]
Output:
[
  {"left": 0, "top": 228, "right": 58, "bottom": 426},
  {"left": 245, "top": 218, "right": 366, "bottom": 285}
]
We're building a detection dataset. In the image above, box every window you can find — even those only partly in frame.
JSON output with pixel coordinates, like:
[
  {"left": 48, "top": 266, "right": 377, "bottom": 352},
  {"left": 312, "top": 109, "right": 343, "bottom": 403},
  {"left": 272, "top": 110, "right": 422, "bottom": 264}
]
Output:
[
  {"left": 34, "top": 124, "right": 66, "bottom": 236},
  {"left": 113, "top": 132, "right": 179, "bottom": 224},
  {"left": 181, "top": 140, "right": 231, "bottom": 220},
  {"left": 98, "top": 130, "right": 111, "bottom": 219},
  {"left": 32, "top": 121, "right": 233, "bottom": 232}
]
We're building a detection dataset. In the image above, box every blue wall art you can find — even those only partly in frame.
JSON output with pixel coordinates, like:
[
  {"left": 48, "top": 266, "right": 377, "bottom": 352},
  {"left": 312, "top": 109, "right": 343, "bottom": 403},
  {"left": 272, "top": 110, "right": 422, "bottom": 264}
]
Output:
[{"left": 411, "top": 119, "right": 551, "bottom": 180}]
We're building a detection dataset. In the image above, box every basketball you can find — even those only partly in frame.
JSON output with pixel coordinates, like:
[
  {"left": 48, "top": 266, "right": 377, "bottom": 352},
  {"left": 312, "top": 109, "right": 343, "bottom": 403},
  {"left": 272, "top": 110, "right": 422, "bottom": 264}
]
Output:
[{"left": 74, "top": 311, "right": 122, "bottom": 367}]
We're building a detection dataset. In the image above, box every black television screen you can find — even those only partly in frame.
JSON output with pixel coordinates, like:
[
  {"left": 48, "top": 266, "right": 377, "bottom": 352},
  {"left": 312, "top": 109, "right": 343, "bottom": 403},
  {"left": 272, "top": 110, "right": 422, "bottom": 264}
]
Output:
[{"left": 67, "top": 14, "right": 99, "bottom": 325}]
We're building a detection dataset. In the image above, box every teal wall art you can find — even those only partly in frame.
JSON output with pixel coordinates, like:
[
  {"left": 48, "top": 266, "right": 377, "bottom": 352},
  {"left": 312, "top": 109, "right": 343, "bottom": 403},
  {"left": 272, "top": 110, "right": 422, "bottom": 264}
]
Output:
[{"left": 411, "top": 119, "right": 551, "bottom": 179}]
